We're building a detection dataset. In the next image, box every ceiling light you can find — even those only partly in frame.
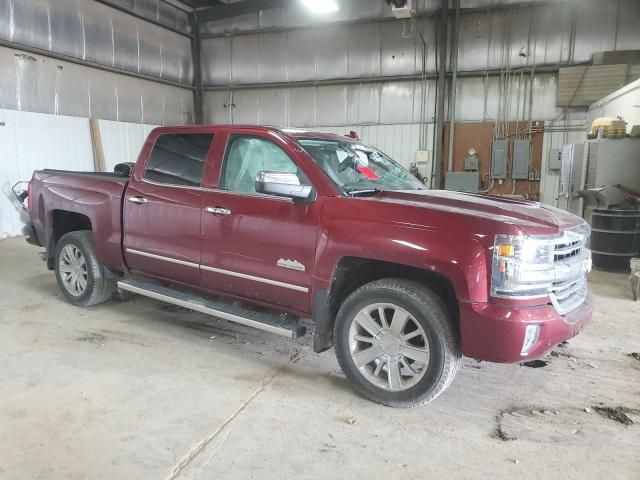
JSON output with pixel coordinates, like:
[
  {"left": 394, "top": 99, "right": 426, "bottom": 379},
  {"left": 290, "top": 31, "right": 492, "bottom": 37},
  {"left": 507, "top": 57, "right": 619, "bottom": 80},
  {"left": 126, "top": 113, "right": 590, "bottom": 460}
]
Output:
[{"left": 302, "top": 0, "right": 339, "bottom": 14}]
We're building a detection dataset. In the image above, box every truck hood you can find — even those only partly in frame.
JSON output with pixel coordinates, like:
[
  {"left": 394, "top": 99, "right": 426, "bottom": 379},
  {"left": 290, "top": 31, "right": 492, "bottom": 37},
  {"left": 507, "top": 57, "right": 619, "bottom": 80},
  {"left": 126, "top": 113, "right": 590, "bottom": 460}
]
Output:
[{"left": 375, "top": 190, "right": 585, "bottom": 236}]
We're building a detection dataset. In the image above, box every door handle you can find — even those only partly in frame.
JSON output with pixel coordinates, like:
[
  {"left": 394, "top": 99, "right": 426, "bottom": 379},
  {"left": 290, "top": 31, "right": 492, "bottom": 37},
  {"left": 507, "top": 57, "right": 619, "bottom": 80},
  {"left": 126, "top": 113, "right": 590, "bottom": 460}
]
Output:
[
  {"left": 128, "top": 195, "right": 147, "bottom": 204},
  {"left": 205, "top": 206, "right": 231, "bottom": 216}
]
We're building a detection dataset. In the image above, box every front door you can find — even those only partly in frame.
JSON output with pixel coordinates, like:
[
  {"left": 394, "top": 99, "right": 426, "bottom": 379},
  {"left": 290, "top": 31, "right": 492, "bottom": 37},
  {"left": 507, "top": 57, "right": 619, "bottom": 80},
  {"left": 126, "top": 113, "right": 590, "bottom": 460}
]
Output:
[
  {"left": 123, "top": 132, "right": 214, "bottom": 285},
  {"left": 200, "top": 132, "right": 321, "bottom": 314}
]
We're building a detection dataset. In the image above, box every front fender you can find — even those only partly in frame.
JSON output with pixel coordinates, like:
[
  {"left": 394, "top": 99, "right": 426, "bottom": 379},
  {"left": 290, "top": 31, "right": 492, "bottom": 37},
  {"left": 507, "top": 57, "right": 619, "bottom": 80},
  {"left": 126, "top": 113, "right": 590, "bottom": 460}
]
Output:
[{"left": 313, "top": 200, "right": 490, "bottom": 303}]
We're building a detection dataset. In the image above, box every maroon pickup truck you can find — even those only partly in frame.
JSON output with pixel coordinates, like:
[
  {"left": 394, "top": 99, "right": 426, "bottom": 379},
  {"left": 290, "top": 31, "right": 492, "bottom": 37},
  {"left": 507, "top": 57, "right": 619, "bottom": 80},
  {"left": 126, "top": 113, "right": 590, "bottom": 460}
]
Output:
[{"left": 22, "top": 125, "right": 594, "bottom": 407}]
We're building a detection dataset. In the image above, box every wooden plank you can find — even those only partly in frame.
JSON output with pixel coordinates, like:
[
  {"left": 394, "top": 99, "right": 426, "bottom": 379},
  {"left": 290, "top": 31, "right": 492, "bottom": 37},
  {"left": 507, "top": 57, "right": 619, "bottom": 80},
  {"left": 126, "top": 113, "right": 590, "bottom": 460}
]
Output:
[{"left": 89, "top": 118, "right": 107, "bottom": 172}]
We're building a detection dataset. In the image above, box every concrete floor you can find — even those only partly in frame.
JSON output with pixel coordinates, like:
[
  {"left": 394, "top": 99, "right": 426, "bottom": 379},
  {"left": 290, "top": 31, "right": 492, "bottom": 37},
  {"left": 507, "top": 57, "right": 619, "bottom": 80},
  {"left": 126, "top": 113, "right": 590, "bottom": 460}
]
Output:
[{"left": 0, "top": 236, "right": 639, "bottom": 480}]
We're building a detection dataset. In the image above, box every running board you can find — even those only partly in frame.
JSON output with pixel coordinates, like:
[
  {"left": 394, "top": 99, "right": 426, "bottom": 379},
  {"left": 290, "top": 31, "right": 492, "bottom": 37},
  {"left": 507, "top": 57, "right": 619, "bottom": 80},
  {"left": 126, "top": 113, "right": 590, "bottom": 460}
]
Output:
[{"left": 117, "top": 277, "right": 306, "bottom": 339}]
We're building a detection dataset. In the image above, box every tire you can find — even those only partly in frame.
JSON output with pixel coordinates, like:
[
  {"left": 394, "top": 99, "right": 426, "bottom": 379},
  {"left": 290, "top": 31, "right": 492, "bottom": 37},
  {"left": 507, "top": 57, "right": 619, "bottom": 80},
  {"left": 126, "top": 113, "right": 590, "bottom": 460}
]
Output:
[
  {"left": 54, "top": 231, "right": 116, "bottom": 307},
  {"left": 334, "top": 278, "right": 461, "bottom": 408}
]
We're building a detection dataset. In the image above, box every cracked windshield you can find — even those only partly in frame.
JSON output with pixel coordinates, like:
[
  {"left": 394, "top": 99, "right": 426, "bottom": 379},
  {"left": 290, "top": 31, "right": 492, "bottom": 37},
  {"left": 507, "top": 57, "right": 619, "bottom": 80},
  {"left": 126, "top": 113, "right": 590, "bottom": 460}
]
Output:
[{"left": 298, "top": 139, "right": 425, "bottom": 195}]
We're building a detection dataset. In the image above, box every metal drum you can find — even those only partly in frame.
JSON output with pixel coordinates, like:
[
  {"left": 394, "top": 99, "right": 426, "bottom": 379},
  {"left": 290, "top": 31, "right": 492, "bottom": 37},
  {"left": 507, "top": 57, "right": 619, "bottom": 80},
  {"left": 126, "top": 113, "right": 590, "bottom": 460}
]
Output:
[{"left": 589, "top": 209, "right": 640, "bottom": 271}]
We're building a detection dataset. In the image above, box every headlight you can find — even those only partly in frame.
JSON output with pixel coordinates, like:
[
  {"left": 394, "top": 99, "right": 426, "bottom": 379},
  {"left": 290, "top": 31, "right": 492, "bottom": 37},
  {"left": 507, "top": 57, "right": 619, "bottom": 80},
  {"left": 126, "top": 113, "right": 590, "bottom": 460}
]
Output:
[{"left": 491, "top": 234, "right": 556, "bottom": 298}]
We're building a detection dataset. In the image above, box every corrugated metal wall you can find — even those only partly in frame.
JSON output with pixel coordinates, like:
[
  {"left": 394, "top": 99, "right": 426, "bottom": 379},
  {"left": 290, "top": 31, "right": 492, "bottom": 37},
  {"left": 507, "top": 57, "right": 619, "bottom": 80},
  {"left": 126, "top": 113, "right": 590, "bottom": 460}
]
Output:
[
  {"left": 200, "top": 0, "right": 640, "bottom": 127},
  {"left": 0, "top": 0, "right": 194, "bottom": 125},
  {"left": 0, "top": 0, "right": 193, "bottom": 85},
  {"left": 0, "top": 46, "right": 193, "bottom": 125}
]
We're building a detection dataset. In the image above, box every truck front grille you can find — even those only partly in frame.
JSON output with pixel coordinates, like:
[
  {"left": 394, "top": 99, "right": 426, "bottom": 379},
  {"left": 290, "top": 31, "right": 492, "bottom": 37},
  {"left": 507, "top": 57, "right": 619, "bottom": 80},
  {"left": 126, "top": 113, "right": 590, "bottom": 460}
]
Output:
[{"left": 548, "top": 225, "right": 591, "bottom": 316}]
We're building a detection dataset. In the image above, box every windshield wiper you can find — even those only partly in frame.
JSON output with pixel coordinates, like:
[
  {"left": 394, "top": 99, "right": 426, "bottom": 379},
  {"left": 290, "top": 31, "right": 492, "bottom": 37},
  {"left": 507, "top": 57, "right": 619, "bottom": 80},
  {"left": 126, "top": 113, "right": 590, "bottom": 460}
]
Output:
[{"left": 347, "top": 188, "right": 382, "bottom": 197}]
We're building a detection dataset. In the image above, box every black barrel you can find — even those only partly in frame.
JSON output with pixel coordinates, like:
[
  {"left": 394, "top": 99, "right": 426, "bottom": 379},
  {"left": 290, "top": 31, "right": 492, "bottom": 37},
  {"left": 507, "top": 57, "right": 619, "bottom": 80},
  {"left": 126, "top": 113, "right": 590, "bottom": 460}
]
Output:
[{"left": 589, "top": 209, "right": 640, "bottom": 271}]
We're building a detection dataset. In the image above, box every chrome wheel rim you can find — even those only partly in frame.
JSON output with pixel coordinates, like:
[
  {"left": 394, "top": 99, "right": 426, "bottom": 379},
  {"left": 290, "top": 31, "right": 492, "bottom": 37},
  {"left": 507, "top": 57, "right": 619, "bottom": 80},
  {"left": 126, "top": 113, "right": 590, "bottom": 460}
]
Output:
[
  {"left": 59, "top": 245, "right": 88, "bottom": 296},
  {"left": 348, "top": 303, "right": 430, "bottom": 392}
]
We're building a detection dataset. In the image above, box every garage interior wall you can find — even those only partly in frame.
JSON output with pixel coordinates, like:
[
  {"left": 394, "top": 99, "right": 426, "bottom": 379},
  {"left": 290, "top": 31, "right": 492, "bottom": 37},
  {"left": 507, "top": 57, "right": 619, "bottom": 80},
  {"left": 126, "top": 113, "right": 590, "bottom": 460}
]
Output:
[
  {"left": 200, "top": 0, "right": 640, "bottom": 204},
  {"left": 0, "top": 0, "right": 194, "bottom": 237}
]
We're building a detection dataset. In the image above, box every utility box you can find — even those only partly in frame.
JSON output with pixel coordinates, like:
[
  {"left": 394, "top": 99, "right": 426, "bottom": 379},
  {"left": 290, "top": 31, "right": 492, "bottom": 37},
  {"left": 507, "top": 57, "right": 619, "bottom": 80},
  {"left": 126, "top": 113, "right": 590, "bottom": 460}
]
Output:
[
  {"left": 548, "top": 148, "right": 562, "bottom": 170},
  {"left": 464, "top": 149, "right": 479, "bottom": 171},
  {"left": 491, "top": 139, "right": 508, "bottom": 179},
  {"left": 445, "top": 172, "right": 480, "bottom": 193},
  {"left": 512, "top": 139, "right": 531, "bottom": 179}
]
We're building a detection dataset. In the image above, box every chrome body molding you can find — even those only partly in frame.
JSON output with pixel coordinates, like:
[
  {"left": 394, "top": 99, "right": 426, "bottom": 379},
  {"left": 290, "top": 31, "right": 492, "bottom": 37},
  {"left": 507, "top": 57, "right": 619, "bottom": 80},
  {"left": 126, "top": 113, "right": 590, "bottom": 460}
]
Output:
[{"left": 125, "top": 248, "right": 309, "bottom": 293}]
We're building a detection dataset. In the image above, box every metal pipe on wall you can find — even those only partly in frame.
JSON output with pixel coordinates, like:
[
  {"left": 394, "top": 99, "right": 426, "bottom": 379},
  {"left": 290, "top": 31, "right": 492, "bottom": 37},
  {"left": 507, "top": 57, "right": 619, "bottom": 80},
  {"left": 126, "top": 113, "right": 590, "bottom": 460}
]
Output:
[{"left": 446, "top": 0, "right": 461, "bottom": 173}]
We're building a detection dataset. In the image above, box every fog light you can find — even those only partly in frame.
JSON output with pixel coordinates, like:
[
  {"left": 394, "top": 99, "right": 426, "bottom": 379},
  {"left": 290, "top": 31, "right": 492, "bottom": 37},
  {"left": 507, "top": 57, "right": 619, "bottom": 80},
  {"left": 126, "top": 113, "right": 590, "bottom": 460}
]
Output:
[{"left": 521, "top": 324, "right": 540, "bottom": 356}]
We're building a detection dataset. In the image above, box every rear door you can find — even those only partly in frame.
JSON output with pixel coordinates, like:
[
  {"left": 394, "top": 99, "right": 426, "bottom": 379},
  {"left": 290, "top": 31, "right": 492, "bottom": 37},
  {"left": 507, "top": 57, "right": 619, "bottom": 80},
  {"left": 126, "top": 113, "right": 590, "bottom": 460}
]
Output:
[
  {"left": 123, "top": 131, "right": 215, "bottom": 285},
  {"left": 200, "top": 131, "right": 322, "bottom": 313}
]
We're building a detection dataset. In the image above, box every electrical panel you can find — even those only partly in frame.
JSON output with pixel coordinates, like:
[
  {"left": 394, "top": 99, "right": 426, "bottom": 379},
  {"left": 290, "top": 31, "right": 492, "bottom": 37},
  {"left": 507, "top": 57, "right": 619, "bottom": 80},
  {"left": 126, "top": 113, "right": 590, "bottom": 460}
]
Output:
[
  {"left": 548, "top": 148, "right": 562, "bottom": 170},
  {"left": 445, "top": 172, "right": 480, "bottom": 193},
  {"left": 490, "top": 140, "right": 508, "bottom": 179},
  {"left": 512, "top": 140, "right": 531, "bottom": 180}
]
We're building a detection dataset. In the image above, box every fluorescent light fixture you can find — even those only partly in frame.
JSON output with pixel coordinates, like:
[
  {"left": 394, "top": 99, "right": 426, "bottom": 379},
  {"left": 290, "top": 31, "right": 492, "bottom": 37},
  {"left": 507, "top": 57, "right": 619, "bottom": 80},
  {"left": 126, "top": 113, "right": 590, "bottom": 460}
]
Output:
[{"left": 302, "top": 0, "right": 339, "bottom": 14}]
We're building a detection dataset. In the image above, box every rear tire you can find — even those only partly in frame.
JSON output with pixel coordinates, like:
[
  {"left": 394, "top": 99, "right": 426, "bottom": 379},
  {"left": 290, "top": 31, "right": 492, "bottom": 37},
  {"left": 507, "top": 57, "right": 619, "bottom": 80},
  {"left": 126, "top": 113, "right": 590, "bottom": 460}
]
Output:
[
  {"left": 334, "top": 278, "right": 461, "bottom": 408},
  {"left": 54, "top": 231, "right": 115, "bottom": 307}
]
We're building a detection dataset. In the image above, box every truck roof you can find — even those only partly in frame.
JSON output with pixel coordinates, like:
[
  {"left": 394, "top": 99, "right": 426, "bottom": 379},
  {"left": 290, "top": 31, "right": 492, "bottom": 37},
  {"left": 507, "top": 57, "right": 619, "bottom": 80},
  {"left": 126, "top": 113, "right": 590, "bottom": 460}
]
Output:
[{"left": 149, "top": 124, "right": 358, "bottom": 143}]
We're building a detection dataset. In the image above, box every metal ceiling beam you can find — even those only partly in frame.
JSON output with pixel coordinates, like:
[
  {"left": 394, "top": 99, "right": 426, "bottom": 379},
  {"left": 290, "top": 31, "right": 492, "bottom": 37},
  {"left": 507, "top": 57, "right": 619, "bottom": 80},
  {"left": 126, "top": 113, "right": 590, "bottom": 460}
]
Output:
[{"left": 196, "top": 0, "right": 289, "bottom": 24}]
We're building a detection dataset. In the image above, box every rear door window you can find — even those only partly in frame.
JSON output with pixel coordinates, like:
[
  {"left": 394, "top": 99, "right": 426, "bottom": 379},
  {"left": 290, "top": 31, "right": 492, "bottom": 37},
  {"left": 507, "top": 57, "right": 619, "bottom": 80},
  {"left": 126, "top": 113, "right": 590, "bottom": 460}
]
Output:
[{"left": 144, "top": 133, "right": 213, "bottom": 187}]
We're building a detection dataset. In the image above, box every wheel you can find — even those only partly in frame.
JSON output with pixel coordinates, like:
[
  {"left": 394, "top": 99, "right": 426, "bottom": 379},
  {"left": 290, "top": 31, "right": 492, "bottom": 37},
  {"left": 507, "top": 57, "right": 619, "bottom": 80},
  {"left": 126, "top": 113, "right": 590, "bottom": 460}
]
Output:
[
  {"left": 334, "top": 278, "right": 461, "bottom": 408},
  {"left": 54, "top": 231, "right": 116, "bottom": 307}
]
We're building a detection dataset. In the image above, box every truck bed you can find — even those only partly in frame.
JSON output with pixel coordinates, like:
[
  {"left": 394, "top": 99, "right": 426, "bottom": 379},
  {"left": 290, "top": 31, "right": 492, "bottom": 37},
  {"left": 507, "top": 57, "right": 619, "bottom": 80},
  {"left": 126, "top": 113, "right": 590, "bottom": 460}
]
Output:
[{"left": 29, "top": 169, "right": 130, "bottom": 272}]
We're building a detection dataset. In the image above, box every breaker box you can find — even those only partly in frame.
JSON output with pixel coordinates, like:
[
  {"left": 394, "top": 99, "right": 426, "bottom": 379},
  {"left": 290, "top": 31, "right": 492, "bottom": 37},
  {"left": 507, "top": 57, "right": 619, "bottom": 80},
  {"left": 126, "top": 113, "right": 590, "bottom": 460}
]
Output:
[
  {"left": 491, "top": 140, "right": 508, "bottom": 179},
  {"left": 512, "top": 139, "right": 531, "bottom": 179},
  {"left": 548, "top": 148, "right": 562, "bottom": 170}
]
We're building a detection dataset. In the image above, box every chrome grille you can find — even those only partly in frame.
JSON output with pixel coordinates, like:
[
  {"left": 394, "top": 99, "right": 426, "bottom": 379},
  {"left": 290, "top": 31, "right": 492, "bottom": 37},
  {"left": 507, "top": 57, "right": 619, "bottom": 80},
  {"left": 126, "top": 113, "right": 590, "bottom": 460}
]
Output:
[
  {"left": 549, "top": 278, "right": 588, "bottom": 317},
  {"left": 548, "top": 224, "right": 591, "bottom": 316}
]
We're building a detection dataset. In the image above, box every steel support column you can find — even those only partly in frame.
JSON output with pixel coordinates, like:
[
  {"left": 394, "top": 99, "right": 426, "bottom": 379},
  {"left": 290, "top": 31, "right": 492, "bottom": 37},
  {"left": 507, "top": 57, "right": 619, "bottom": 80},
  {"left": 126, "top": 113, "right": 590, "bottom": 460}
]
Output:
[
  {"left": 190, "top": 12, "right": 204, "bottom": 124},
  {"left": 433, "top": 0, "right": 449, "bottom": 189}
]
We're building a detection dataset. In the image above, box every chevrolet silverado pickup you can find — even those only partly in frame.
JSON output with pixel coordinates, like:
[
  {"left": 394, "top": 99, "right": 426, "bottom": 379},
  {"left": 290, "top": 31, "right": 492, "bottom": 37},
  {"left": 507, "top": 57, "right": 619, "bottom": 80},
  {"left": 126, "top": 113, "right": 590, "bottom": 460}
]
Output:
[{"left": 22, "top": 125, "right": 594, "bottom": 407}]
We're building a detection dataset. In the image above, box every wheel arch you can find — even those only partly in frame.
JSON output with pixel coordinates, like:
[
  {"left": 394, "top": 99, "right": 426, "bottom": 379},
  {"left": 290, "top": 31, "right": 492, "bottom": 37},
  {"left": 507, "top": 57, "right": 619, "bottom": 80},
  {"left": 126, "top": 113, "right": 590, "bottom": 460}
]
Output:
[
  {"left": 312, "top": 256, "right": 460, "bottom": 353},
  {"left": 45, "top": 210, "right": 93, "bottom": 270}
]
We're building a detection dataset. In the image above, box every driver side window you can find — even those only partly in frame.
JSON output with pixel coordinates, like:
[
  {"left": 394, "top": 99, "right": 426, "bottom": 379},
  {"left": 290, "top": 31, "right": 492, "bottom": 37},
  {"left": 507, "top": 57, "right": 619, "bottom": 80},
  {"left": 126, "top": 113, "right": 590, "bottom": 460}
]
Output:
[{"left": 221, "top": 135, "right": 308, "bottom": 195}]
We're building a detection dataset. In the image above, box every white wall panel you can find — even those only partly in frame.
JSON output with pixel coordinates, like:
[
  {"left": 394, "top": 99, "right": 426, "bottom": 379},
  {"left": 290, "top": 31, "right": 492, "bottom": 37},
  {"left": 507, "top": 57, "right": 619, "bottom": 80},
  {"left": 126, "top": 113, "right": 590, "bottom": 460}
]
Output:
[
  {"left": 0, "top": 109, "right": 93, "bottom": 237},
  {"left": 288, "top": 87, "right": 316, "bottom": 127},
  {"left": 0, "top": 111, "right": 164, "bottom": 237},
  {"left": 99, "top": 120, "right": 158, "bottom": 171}
]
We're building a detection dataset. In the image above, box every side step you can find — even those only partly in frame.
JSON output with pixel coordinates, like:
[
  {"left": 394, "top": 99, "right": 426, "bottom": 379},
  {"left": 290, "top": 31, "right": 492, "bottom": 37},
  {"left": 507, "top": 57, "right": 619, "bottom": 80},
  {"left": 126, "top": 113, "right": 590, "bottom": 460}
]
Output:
[{"left": 117, "top": 277, "right": 306, "bottom": 339}]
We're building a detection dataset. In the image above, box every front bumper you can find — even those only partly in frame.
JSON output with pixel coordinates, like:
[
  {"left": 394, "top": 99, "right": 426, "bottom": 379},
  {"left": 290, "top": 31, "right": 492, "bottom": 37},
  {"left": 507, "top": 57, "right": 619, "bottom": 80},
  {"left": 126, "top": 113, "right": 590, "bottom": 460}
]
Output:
[
  {"left": 459, "top": 289, "right": 594, "bottom": 363},
  {"left": 22, "top": 223, "right": 41, "bottom": 246}
]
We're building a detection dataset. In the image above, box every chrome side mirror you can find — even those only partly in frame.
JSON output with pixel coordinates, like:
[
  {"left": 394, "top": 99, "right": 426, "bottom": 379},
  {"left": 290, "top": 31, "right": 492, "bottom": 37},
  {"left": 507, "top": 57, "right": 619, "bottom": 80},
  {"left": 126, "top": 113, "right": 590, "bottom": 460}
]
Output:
[{"left": 255, "top": 171, "right": 314, "bottom": 201}]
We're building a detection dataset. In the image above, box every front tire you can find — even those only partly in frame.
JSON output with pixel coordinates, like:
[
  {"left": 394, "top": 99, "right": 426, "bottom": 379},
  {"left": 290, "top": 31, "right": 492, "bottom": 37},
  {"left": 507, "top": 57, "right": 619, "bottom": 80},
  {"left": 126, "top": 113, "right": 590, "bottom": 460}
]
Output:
[
  {"left": 54, "top": 231, "right": 115, "bottom": 307},
  {"left": 334, "top": 278, "right": 461, "bottom": 408}
]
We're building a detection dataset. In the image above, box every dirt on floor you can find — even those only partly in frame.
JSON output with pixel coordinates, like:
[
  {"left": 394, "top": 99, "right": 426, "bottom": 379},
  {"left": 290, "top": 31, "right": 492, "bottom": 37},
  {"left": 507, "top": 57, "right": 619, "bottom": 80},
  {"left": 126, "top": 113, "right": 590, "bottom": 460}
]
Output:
[{"left": 0, "top": 236, "right": 638, "bottom": 480}]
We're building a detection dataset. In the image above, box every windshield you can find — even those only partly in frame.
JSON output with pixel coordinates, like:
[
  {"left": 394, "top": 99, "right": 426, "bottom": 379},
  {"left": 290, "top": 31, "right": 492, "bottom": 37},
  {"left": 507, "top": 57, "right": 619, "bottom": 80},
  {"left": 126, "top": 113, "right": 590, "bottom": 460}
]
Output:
[{"left": 298, "top": 139, "right": 425, "bottom": 194}]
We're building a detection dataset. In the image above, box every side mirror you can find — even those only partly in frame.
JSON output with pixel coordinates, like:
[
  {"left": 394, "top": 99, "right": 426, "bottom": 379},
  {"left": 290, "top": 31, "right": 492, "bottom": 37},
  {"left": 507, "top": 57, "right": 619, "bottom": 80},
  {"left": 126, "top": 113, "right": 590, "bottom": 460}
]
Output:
[
  {"left": 255, "top": 171, "right": 314, "bottom": 201},
  {"left": 114, "top": 162, "right": 135, "bottom": 177}
]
